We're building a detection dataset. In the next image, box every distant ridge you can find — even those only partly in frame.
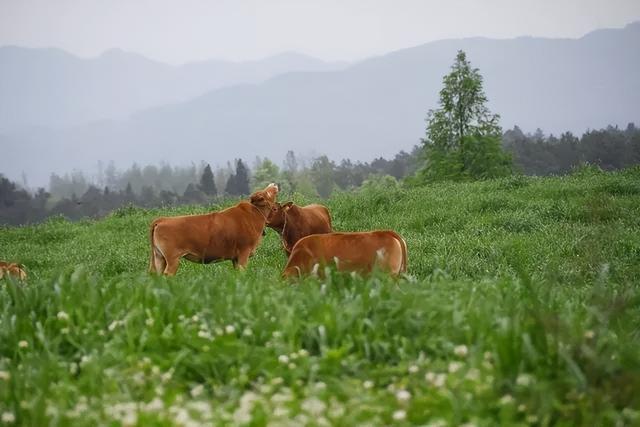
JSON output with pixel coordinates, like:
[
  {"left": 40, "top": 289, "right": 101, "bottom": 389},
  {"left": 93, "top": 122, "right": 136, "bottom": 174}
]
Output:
[
  {"left": 0, "top": 46, "right": 347, "bottom": 130},
  {"left": 1, "top": 22, "right": 639, "bottom": 186}
]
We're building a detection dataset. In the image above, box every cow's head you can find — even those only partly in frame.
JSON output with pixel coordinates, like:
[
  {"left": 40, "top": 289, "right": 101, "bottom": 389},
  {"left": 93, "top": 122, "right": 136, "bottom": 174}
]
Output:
[
  {"left": 267, "top": 201, "right": 294, "bottom": 229},
  {"left": 250, "top": 183, "right": 279, "bottom": 209}
]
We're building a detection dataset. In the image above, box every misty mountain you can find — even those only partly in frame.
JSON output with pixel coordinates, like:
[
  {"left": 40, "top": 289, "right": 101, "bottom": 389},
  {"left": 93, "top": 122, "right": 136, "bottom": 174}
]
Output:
[
  {"left": 0, "top": 47, "right": 347, "bottom": 130},
  {"left": 2, "top": 22, "right": 639, "bottom": 186}
]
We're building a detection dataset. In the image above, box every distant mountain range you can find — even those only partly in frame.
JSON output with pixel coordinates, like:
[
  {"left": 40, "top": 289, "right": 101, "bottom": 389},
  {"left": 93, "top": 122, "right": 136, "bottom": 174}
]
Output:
[
  {"left": 0, "top": 48, "right": 347, "bottom": 129},
  {"left": 1, "top": 22, "right": 639, "bottom": 186}
]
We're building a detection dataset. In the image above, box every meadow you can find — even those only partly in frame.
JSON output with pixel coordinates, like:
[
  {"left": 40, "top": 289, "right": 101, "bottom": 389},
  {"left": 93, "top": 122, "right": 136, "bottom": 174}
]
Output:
[{"left": 1, "top": 167, "right": 639, "bottom": 426}]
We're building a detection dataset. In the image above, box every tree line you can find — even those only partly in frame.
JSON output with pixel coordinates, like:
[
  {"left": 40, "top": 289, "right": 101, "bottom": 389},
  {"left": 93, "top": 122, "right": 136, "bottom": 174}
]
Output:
[{"left": 2, "top": 50, "right": 639, "bottom": 226}]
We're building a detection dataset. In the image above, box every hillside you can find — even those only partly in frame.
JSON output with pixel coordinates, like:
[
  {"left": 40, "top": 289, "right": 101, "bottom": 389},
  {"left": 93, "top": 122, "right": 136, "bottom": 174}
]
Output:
[
  {"left": 0, "top": 47, "right": 346, "bottom": 130},
  {"left": 1, "top": 170, "right": 639, "bottom": 425},
  {"left": 2, "top": 22, "right": 639, "bottom": 187}
]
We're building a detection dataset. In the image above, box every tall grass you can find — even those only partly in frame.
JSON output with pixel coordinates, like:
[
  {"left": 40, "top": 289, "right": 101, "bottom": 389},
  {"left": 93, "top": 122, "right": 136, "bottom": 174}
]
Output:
[{"left": 0, "top": 167, "right": 639, "bottom": 426}]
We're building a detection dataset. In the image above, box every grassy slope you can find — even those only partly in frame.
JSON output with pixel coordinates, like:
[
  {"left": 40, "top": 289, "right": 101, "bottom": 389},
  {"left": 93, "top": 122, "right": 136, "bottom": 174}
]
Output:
[{"left": 0, "top": 168, "right": 639, "bottom": 426}]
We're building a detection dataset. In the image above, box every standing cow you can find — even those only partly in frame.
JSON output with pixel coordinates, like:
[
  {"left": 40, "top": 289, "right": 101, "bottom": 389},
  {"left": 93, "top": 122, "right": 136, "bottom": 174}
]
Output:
[
  {"left": 149, "top": 183, "right": 278, "bottom": 275},
  {"left": 266, "top": 202, "right": 332, "bottom": 255},
  {"left": 282, "top": 230, "right": 408, "bottom": 278},
  {"left": 0, "top": 261, "right": 27, "bottom": 281}
]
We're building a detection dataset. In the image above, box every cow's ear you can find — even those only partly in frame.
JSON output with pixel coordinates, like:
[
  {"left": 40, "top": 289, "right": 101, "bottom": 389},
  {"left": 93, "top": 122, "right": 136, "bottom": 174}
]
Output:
[
  {"left": 250, "top": 193, "right": 265, "bottom": 205},
  {"left": 283, "top": 201, "right": 294, "bottom": 210}
]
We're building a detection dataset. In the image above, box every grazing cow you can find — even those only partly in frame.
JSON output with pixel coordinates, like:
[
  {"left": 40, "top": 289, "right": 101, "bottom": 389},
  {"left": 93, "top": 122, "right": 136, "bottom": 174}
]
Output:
[
  {"left": 149, "top": 183, "right": 278, "bottom": 275},
  {"left": 0, "top": 261, "right": 27, "bottom": 281},
  {"left": 282, "top": 230, "right": 407, "bottom": 278},
  {"left": 267, "top": 202, "right": 332, "bottom": 254}
]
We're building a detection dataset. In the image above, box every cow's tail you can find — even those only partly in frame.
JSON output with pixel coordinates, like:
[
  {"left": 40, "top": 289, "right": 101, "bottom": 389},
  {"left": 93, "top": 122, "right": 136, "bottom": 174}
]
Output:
[
  {"left": 400, "top": 235, "right": 408, "bottom": 273},
  {"left": 149, "top": 220, "right": 159, "bottom": 273},
  {"left": 325, "top": 206, "right": 333, "bottom": 232},
  {"left": 392, "top": 231, "right": 408, "bottom": 274}
]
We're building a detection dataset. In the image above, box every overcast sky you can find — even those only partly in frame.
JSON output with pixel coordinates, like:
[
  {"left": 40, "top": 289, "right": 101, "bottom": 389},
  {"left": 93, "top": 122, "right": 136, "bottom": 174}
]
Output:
[{"left": 1, "top": 0, "right": 640, "bottom": 64}]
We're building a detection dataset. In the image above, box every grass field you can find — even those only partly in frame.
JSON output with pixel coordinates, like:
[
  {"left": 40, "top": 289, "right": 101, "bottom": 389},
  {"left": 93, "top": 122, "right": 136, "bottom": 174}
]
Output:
[{"left": 1, "top": 167, "right": 639, "bottom": 426}]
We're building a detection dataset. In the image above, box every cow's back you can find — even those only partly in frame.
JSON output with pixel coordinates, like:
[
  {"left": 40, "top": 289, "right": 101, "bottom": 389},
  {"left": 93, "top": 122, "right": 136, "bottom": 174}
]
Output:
[
  {"left": 284, "top": 230, "right": 406, "bottom": 277},
  {"left": 301, "top": 204, "right": 332, "bottom": 234}
]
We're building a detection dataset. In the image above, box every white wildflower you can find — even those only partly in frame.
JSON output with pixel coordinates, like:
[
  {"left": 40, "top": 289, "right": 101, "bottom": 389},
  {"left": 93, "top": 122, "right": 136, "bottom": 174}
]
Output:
[
  {"left": 57, "top": 311, "right": 69, "bottom": 321},
  {"left": 161, "top": 368, "right": 173, "bottom": 382},
  {"left": 425, "top": 372, "right": 446, "bottom": 388},
  {"left": 108, "top": 320, "right": 120, "bottom": 331},
  {"left": 190, "top": 384, "right": 204, "bottom": 398},
  {"left": 363, "top": 380, "right": 374, "bottom": 389},
  {"left": 499, "top": 394, "right": 515, "bottom": 405},
  {"left": 225, "top": 325, "right": 236, "bottom": 334},
  {"left": 146, "top": 397, "right": 164, "bottom": 412},
  {"left": 278, "top": 354, "right": 289, "bottom": 364},
  {"left": 272, "top": 330, "right": 282, "bottom": 338},
  {"left": 516, "top": 373, "right": 534, "bottom": 387},
  {"left": 408, "top": 364, "right": 419, "bottom": 374},
  {"left": 145, "top": 318, "right": 154, "bottom": 327},
  {"left": 396, "top": 389, "right": 411, "bottom": 402},
  {"left": 454, "top": 344, "right": 469, "bottom": 357},
  {"left": 61, "top": 327, "right": 69, "bottom": 335},
  {"left": 0, "top": 371, "right": 9, "bottom": 381},
  {"left": 80, "top": 355, "right": 91, "bottom": 366},
  {"left": 18, "top": 340, "right": 28, "bottom": 348},
  {"left": 1, "top": 412, "right": 15, "bottom": 423},
  {"left": 243, "top": 328, "right": 253, "bottom": 337},
  {"left": 298, "top": 349, "right": 309, "bottom": 357},
  {"left": 448, "top": 361, "right": 463, "bottom": 373},
  {"left": 301, "top": 397, "right": 326, "bottom": 416},
  {"left": 518, "top": 404, "right": 527, "bottom": 413},
  {"left": 465, "top": 368, "right": 480, "bottom": 381},
  {"left": 584, "top": 330, "right": 595, "bottom": 339},
  {"left": 69, "top": 363, "right": 78, "bottom": 375},
  {"left": 197, "top": 330, "right": 212, "bottom": 340},
  {"left": 288, "top": 362, "right": 296, "bottom": 370},
  {"left": 314, "top": 381, "right": 327, "bottom": 390},
  {"left": 392, "top": 410, "right": 406, "bottom": 421},
  {"left": 191, "top": 315, "right": 199, "bottom": 322}
]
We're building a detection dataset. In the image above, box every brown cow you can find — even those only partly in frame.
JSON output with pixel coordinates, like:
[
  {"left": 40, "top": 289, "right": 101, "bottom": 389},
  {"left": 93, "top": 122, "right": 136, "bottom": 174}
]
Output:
[
  {"left": 0, "top": 261, "right": 27, "bottom": 281},
  {"left": 282, "top": 230, "right": 407, "bottom": 278},
  {"left": 149, "top": 183, "right": 278, "bottom": 275},
  {"left": 267, "top": 202, "right": 332, "bottom": 255}
]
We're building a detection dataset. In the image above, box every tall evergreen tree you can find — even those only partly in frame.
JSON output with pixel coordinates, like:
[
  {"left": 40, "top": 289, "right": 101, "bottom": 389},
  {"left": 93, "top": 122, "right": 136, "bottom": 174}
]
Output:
[
  {"left": 418, "top": 50, "right": 511, "bottom": 182},
  {"left": 198, "top": 164, "right": 217, "bottom": 196},
  {"left": 224, "top": 159, "right": 250, "bottom": 196},
  {"left": 235, "top": 159, "right": 250, "bottom": 195}
]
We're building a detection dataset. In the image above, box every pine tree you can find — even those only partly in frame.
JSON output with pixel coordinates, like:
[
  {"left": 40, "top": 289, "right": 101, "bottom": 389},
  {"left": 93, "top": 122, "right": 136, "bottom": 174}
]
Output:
[
  {"left": 418, "top": 50, "right": 511, "bottom": 182},
  {"left": 198, "top": 164, "right": 217, "bottom": 196},
  {"left": 235, "top": 159, "right": 250, "bottom": 195}
]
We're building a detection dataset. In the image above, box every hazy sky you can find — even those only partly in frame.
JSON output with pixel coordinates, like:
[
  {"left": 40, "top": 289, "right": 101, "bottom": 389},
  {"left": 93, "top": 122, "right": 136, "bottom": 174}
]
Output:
[{"left": 1, "top": 0, "right": 640, "bottom": 63}]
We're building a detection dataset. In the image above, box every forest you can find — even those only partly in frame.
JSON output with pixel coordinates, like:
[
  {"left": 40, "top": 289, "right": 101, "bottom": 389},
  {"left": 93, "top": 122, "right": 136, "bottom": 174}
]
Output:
[{"left": 1, "top": 123, "right": 639, "bottom": 226}]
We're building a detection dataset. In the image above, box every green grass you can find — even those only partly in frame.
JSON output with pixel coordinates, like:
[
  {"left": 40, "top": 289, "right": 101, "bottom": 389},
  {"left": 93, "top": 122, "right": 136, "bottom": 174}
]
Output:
[{"left": 1, "top": 167, "right": 639, "bottom": 426}]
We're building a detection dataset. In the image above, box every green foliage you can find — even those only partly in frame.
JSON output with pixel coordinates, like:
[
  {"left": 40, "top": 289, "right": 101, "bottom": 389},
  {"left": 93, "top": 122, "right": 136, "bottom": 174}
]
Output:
[
  {"left": 1, "top": 170, "right": 639, "bottom": 425},
  {"left": 252, "top": 158, "right": 281, "bottom": 189},
  {"left": 198, "top": 164, "right": 217, "bottom": 196},
  {"left": 418, "top": 51, "right": 512, "bottom": 182},
  {"left": 310, "top": 156, "right": 336, "bottom": 198},
  {"left": 225, "top": 159, "right": 251, "bottom": 196}
]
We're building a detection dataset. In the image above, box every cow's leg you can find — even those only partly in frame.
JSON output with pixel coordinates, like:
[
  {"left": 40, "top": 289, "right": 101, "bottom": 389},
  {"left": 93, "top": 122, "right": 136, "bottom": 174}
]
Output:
[
  {"left": 163, "top": 256, "right": 180, "bottom": 276},
  {"left": 153, "top": 248, "right": 167, "bottom": 273},
  {"left": 234, "top": 249, "right": 252, "bottom": 270}
]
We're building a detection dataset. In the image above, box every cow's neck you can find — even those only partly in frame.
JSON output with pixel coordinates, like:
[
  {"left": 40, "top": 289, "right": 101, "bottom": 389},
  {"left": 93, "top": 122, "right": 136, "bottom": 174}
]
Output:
[
  {"left": 250, "top": 203, "right": 270, "bottom": 224},
  {"left": 282, "top": 213, "right": 303, "bottom": 250}
]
